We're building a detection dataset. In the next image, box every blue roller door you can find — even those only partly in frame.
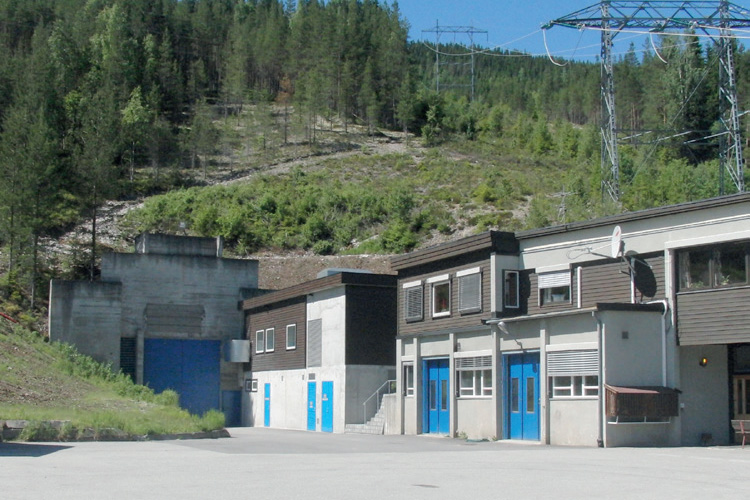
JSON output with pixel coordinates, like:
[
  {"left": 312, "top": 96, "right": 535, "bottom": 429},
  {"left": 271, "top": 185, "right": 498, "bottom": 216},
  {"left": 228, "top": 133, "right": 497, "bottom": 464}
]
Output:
[{"left": 144, "top": 339, "right": 221, "bottom": 416}]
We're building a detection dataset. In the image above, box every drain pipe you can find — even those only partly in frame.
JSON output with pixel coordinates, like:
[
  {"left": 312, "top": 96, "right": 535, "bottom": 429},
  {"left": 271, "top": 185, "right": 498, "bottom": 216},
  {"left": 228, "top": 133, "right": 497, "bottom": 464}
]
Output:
[
  {"left": 646, "top": 300, "right": 670, "bottom": 387},
  {"left": 593, "top": 311, "right": 604, "bottom": 448}
]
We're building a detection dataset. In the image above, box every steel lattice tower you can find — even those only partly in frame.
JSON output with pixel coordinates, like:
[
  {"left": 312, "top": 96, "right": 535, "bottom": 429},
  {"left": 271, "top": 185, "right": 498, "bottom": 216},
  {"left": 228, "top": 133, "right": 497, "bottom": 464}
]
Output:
[
  {"left": 422, "top": 21, "right": 488, "bottom": 101},
  {"left": 544, "top": 1, "right": 750, "bottom": 201}
]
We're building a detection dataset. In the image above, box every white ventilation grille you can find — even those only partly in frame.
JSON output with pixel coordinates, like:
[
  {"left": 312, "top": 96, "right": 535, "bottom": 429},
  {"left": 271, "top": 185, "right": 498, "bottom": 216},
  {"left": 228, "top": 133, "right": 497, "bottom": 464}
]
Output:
[
  {"left": 307, "top": 319, "right": 322, "bottom": 367},
  {"left": 547, "top": 350, "right": 599, "bottom": 376},
  {"left": 456, "top": 355, "right": 492, "bottom": 370}
]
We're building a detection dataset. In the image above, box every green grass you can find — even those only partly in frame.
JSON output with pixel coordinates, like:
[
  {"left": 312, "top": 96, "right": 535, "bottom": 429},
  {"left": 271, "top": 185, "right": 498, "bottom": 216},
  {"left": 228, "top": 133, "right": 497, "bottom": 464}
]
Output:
[{"left": 0, "top": 324, "right": 225, "bottom": 440}]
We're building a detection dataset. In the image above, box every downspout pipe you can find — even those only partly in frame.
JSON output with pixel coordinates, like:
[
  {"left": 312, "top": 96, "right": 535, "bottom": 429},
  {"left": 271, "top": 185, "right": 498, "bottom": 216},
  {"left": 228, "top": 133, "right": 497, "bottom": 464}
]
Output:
[
  {"left": 646, "top": 300, "right": 670, "bottom": 387},
  {"left": 593, "top": 311, "right": 604, "bottom": 448}
]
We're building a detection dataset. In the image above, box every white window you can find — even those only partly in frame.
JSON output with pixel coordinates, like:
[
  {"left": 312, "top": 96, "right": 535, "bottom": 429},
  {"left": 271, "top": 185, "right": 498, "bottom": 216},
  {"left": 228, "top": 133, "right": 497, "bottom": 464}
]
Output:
[
  {"left": 504, "top": 270, "right": 519, "bottom": 308},
  {"left": 403, "top": 282, "right": 423, "bottom": 322},
  {"left": 265, "top": 327, "right": 275, "bottom": 352},
  {"left": 286, "top": 324, "right": 297, "bottom": 350},
  {"left": 547, "top": 349, "right": 599, "bottom": 398},
  {"left": 539, "top": 270, "right": 571, "bottom": 305},
  {"left": 458, "top": 268, "right": 481, "bottom": 313},
  {"left": 403, "top": 364, "right": 414, "bottom": 397},
  {"left": 429, "top": 276, "right": 451, "bottom": 318},
  {"left": 550, "top": 375, "right": 599, "bottom": 398},
  {"left": 255, "top": 329, "right": 264, "bottom": 353},
  {"left": 456, "top": 356, "right": 492, "bottom": 398}
]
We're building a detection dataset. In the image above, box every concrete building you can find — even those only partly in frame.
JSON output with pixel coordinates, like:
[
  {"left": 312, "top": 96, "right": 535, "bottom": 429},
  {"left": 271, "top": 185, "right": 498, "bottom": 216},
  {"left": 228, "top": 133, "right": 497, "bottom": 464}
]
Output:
[
  {"left": 392, "top": 193, "right": 750, "bottom": 446},
  {"left": 241, "top": 271, "right": 397, "bottom": 433},
  {"left": 49, "top": 234, "right": 259, "bottom": 425}
]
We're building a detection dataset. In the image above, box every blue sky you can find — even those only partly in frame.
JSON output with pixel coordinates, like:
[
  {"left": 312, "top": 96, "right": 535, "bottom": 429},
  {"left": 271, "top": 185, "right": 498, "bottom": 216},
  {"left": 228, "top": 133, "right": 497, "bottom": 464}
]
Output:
[{"left": 397, "top": 0, "right": 750, "bottom": 62}]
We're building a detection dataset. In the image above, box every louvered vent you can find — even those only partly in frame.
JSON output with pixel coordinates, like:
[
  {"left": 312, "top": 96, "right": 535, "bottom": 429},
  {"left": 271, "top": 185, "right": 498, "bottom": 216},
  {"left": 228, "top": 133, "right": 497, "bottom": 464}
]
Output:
[
  {"left": 456, "top": 355, "right": 492, "bottom": 369},
  {"left": 307, "top": 319, "right": 322, "bottom": 368},
  {"left": 547, "top": 350, "right": 599, "bottom": 376}
]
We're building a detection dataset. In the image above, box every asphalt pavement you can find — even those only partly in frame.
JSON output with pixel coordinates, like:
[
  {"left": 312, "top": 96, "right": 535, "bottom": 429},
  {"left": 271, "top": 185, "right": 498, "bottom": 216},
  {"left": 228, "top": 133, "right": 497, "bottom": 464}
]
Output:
[{"left": 2, "top": 427, "right": 749, "bottom": 499}]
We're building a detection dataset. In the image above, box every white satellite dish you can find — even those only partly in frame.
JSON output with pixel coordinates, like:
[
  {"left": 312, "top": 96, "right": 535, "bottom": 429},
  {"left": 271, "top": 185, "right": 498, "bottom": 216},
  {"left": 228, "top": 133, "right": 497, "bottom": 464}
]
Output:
[{"left": 611, "top": 225, "right": 623, "bottom": 258}]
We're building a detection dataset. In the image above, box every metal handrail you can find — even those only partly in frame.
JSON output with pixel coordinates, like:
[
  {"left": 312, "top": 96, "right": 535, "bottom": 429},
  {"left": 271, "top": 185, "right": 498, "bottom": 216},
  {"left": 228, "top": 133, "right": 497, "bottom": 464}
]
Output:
[{"left": 362, "top": 379, "right": 396, "bottom": 425}]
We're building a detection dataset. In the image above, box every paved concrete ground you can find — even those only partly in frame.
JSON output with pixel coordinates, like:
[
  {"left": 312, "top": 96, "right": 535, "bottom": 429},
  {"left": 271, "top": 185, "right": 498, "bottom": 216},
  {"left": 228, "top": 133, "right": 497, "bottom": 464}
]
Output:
[{"left": 2, "top": 427, "right": 749, "bottom": 499}]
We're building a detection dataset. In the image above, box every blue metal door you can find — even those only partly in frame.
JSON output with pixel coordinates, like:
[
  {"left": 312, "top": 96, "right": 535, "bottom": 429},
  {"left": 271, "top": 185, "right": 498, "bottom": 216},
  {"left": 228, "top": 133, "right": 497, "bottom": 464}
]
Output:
[
  {"left": 321, "top": 381, "right": 333, "bottom": 433},
  {"left": 264, "top": 383, "right": 271, "bottom": 427},
  {"left": 507, "top": 352, "right": 540, "bottom": 440},
  {"left": 143, "top": 339, "right": 220, "bottom": 416},
  {"left": 423, "top": 359, "right": 450, "bottom": 434},
  {"left": 307, "top": 381, "right": 317, "bottom": 431}
]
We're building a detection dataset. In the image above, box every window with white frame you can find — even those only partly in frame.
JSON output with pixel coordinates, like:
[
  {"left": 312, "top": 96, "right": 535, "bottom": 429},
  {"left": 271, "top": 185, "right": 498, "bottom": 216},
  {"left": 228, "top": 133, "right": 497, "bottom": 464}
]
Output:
[
  {"left": 255, "top": 329, "right": 265, "bottom": 354},
  {"left": 456, "top": 356, "right": 492, "bottom": 397},
  {"left": 265, "top": 327, "right": 275, "bottom": 352},
  {"left": 458, "top": 268, "right": 482, "bottom": 313},
  {"left": 286, "top": 324, "right": 297, "bottom": 350},
  {"left": 538, "top": 270, "right": 571, "bottom": 305},
  {"left": 547, "top": 349, "right": 599, "bottom": 398},
  {"left": 504, "top": 270, "right": 520, "bottom": 308},
  {"left": 403, "top": 364, "right": 414, "bottom": 397},
  {"left": 403, "top": 281, "right": 423, "bottom": 322},
  {"left": 429, "top": 275, "right": 451, "bottom": 318}
]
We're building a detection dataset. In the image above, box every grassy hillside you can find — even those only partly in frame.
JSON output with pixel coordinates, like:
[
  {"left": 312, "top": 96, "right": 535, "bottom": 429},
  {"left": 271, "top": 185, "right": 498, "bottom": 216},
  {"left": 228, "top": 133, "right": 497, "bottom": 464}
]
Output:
[{"left": 0, "top": 319, "right": 224, "bottom": 440}]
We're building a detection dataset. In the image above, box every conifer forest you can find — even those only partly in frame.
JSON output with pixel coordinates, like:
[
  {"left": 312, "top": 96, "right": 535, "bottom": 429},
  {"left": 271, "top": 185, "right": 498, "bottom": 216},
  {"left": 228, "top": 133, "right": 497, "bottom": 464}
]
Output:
[{"left": 2, "top": 0, "right": 750, "bottom": 315}]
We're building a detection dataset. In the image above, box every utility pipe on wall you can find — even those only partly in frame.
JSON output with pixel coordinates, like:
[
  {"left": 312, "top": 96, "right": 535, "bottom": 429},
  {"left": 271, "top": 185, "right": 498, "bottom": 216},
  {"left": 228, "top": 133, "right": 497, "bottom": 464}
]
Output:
[{"left": 593, "top": 311, "right": 604, "bottom": 448}]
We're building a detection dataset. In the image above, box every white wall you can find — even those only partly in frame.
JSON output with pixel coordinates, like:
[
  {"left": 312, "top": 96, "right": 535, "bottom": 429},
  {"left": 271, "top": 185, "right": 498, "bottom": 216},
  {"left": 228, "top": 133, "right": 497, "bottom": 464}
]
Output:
[
  {"left": 549, "top": 400, "right": 598, "bottom": 446},
  {"left": 307, "top": 287, "right": 346, "bottom": 366}
]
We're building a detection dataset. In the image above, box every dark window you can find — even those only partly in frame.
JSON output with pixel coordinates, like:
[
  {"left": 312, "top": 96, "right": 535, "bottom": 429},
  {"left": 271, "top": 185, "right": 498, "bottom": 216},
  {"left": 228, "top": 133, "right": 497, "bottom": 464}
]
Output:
[
  {"left": 678, "top": 243, "right": 749, "bottom": 291},
  {"left": 504, "top": 270, "right": 520, "bottom": 308}
]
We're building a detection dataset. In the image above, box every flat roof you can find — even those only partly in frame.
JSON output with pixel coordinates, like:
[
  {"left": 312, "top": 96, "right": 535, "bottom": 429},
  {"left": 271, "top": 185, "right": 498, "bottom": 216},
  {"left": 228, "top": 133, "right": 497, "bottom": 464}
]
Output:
[
  {"left": 390, "top": 230, "right": 518, "bottom": 271},
  {"left": 516, "top": 192, "right": 750, "bottom": 240},
  {"left": 242, "top": 272, "right": 396, "bottom": 311}
]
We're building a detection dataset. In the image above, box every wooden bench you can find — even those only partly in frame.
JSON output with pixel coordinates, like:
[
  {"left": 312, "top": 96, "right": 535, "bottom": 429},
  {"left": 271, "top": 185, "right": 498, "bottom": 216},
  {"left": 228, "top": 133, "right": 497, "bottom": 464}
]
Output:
[{"left": 731, "top": 420, "right": 750, "bottom": 448}]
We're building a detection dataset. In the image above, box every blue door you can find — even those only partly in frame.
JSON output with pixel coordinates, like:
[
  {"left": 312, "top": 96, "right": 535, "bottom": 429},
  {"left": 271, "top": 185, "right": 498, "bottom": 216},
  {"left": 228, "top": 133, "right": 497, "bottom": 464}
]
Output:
[
  {"left": 423, "top": 359, "right": 450, "bottom": 434},
  {"left": 307, "top": 381, "right": 317, "bottom": 431},
  {"left": 264, "top": 383, "right": 271, "bottom": 427},
  {"left": 143, "top": 339, "right": 221, "bottom": 416},
  {"left": 321, "top": 381, "right": 334, "bottom": 433},
  {"left": 507, "top": 352, "right": 540, "bottom": 440}
]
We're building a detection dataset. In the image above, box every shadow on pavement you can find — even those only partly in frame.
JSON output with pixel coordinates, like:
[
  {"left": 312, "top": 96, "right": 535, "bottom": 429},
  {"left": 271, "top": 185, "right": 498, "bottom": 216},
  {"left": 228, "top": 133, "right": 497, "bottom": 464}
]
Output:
[{"left": 0, "top": 442, "right": 71, "bottom": 457}]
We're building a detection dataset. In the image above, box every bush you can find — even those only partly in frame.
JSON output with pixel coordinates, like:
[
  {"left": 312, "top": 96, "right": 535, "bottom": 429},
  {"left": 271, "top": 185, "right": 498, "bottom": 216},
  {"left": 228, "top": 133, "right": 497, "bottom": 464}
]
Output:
[{"left": 18, "top": 421, "right": 60, "bottom": 442}]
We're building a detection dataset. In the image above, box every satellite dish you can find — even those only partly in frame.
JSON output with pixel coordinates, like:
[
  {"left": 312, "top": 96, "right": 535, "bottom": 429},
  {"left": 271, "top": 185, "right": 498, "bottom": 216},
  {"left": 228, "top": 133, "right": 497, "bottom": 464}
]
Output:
[{"left": 611, "top": 225, "right": 623, "bottom": 258}]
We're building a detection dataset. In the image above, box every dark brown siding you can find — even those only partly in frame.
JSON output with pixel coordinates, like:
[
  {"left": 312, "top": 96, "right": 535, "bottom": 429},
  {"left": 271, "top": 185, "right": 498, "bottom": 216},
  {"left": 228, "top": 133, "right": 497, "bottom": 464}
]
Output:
[
  {"left": 398, "top": 257, "right": 491, "bottom": 336},
  {"left": 677, "top": 287, "right": 750, "bottom": 345},
  {"left": 346, "top": 285, "right": 397, "bottom": 365},
  {"left": 247, "top": 298, "right": 307, "bottom": 371},
  {"left": 579, "top": 261, "right": 632, "bottom": 307}
]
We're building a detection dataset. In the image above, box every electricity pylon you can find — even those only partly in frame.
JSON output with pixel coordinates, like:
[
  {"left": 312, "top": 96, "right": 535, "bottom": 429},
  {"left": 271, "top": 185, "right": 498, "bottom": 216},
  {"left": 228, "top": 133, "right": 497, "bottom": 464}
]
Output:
[
  {"left": 544, "top": 1, "right": 750, "bottom": 201},
  {"left": 422, "top": 21, "right": 488, "bottom": 101}
]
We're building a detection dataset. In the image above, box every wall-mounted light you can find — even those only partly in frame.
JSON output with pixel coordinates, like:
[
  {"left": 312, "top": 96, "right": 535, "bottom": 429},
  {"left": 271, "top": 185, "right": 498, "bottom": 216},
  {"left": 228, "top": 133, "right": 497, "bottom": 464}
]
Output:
[{"left": 699, "top": 356, "right": 708, "bottom": 367}]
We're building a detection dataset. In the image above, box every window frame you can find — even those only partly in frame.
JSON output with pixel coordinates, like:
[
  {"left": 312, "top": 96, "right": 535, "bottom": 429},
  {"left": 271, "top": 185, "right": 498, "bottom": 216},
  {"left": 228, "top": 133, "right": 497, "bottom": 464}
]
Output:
[
  {"left": 457, "top": 268, "right": 482, "bottom": 314},
  {"left": 403, "top": 363, "right": 414, "bottom": 397},
  {"left": 403, "top": 281, "right": 424, "bottom": 323},
  {"left": 255, "top": 329, "right": 265, "bottom": 354},
  {"left": 678, "top": 242, "right": 749, "bottom": 291},
  {"left": 429, "top": 275, "right": 452, "bottom": 318},
  {"left": 538, "top": 270, "right": 571, "bottom": 306},
  {"left": 549, "top": 375, "right": 599, "bottom": 399},
  {"left": 265, "top": 327, "right": 275, "bottom": 352},
  {"left": 456, "top": 355, "right": 493, "bottom": 398},
  {"left": 286, "top": 324, "right": 297, "bottom": 350}
]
